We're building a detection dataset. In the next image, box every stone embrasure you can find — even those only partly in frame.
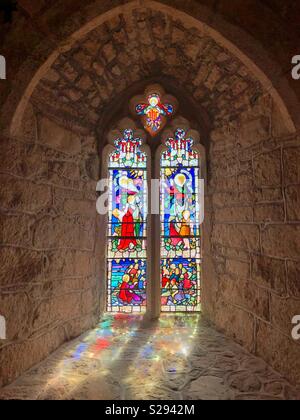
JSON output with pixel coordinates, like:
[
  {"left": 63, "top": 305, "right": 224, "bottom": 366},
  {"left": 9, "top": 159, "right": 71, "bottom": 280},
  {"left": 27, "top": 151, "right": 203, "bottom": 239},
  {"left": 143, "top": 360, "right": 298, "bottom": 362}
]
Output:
[
  {"left": 0, "top": 315, "right": 299, "bottom": 401},
  {"left": 1, "top": 0, "right": 300, "bottom": 392}
]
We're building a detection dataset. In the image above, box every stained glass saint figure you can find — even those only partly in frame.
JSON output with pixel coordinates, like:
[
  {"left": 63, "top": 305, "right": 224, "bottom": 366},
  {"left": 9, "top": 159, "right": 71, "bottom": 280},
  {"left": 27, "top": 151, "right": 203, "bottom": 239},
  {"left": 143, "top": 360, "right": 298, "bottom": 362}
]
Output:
[{"left": 136, "top": 94, "right": 173, "bottom": 136}]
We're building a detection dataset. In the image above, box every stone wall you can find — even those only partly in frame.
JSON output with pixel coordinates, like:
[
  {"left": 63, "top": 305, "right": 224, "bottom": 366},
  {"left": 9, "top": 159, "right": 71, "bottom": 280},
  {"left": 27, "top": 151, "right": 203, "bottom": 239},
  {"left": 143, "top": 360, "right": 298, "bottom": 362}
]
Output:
[
  {"left": 207, "top": 96, "right": 300, "bottom": 385},
  {"left": 0, "top": 106, "right": 101, "bottom": 387}
]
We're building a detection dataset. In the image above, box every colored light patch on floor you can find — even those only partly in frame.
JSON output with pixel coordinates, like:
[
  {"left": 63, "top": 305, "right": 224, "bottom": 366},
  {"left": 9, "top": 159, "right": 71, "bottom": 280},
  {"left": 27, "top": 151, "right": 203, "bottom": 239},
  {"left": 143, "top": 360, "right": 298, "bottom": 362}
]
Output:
[{"left": 0, "top": 314, "right": 299, "bottom": 400}]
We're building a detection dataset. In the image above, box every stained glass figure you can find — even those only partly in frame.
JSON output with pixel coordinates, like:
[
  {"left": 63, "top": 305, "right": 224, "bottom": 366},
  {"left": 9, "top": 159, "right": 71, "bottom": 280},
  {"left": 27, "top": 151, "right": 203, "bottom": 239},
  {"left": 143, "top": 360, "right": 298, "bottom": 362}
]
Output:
[
  {"left": 136, "top": 94, "right": 173, "bottom": 136},
  {"left": 161, "top": 258, "right": 200, "bottom": 312},
  {"left": 108, "top": 259, "right": 147, "bottom": 312},
  {"left": 160, "top": 129, "right": 201, "bottom": 312},
  {"left": 107, "top": 129, "right": 147, "bottom": 313}
]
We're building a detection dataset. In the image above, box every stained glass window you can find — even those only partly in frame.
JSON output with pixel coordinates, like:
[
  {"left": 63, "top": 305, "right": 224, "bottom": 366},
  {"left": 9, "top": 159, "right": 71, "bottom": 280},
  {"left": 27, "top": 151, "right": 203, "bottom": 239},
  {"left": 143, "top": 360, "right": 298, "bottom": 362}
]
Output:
[
  {"left": 136, "top": 94, "right": 173, "bottom": 136},
  {"left": 107, "top": 129, "right": 147, "bottom": 313},
  {"left": 160, "top": 129, "right": 201, "bottom": 312}
]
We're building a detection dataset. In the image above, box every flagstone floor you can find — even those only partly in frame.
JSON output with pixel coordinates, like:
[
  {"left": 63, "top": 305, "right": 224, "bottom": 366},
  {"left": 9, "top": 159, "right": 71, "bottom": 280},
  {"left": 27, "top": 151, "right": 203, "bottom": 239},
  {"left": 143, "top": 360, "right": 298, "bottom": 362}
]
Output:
[{"left": 0, "top": 314, "right": 299, "bottom": 400}]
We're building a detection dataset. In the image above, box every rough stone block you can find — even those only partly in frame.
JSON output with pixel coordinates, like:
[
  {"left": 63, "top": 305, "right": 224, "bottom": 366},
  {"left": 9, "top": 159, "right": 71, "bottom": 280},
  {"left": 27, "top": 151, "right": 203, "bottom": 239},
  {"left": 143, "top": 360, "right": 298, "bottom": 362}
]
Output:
[
  {"left": 32, "top": 293, "right": 82, "bottom": 331},
  {"left": 226, "top": 259, "right": 250, "bottom": 279},
  {"left": 0, "top": 174, "right": 51, "bottom": 213},
  {"left": 237, "top": 174, "right": 254, "bottom": 191},
  {"left": 73, "top": 49, "right": 93, "bottom": 70},
  {"left": 251, "top": 255, "right": 286, "bottom": 295},
  {"left": 254, "top": 187, "right": 283, "bottom": 203},
  {"left": 17, "top": 142, "right": 48, "bottom": 179},
  {"left": 81, "top": 288, "right": 97, "bottom": 315},
  {"left": 218, "top": 275, "right": 270, "bottom": 321},
  {"left": 171, "top": 26, "right": 185, "bottom": 43},
  {"left": 215, "top": 301, "right": 255, "bottom": 351},
  {"left": 204, "top": 66, "right": 222, "bottom": 90},
  {"left": 211, "top": 176, "right": 238, "bottom": 193},
  {"left": 0, "top": 214, "right": 33, "bottom": 247},
  {"left": 102, "top": 43, "right": 116, "bottom": 63},
  {"left": 32, "top": 215, "right": 95, "bottom": 250},
  {"left": 285, "top": 185, "right": 300, "bottom": 221},
  {"left": 39, "top": 116, "right": 81, "bottom": 155},
  {"left": 261, "top": 225, "right": 300, "bottom": 259},
  {"left": 253, "top": 204, "right": 284, "bottom": 223},
  {"left": 283, "top": 147, "right": 300, "bottom": 185},
  {"left": 64, "top": 199, "right": 96, "bottom": 217},
  {"left": 238, "top": 116, "right": 270, "bottom": 147},
  {"left": 0, "top": 247, "right": 44, "bottom": 287},
  {"left": 270, "top": 295, "right": 300, "bottom": 337},
  {"left": 60, "top": 61, "right": 78, "bottom": 82},
  {"left": 46, "top": 162, "right": 83, "bottom": 189},
  {"left": 78, "top": 75, "right": 94, "bottom": 91},
  {"left": 212, "top": 224, "right": 260, "bottom": 252},
  {"left": 253, "top": 150, "right": 281, "bottom": 188},
  {"left": 286, "top": 261, "right": 300, "bottom": 298},
  {"left": 210, "top": 124, "right": 236, "bottom": 145},
  {"left": 44, "top": 250, "right": 95, "bottom": 279},
  {"left": 256, "top": 321, "right": 300, "bottom": 386},
  {"left": 214, "top": 207, "right": 253, "bottom": 223}
]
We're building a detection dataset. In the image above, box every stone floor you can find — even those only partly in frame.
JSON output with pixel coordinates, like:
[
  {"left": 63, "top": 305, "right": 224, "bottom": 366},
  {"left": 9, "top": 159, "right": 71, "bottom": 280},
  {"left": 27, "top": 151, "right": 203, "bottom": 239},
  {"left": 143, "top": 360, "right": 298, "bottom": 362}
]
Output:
[{"left": 0, "top": 314, "right": 299, "bottom": 400}]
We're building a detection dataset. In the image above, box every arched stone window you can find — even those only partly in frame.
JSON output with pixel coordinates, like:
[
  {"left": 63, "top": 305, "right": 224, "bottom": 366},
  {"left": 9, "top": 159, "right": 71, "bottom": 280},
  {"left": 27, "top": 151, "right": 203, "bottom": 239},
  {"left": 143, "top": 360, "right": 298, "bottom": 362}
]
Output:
[{"left": 102, "top": 87, "right": 206, "bottom": 317}]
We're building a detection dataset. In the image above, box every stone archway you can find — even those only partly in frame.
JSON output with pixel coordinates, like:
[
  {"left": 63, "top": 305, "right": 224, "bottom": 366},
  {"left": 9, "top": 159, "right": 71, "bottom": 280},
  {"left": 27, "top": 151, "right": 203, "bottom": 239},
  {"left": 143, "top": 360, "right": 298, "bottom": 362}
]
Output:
[
  {"left": 1, "top": 0, "right": 299, "bottom": 134},
  {"left": 0, "top": 0, "right": 299, "bottom": 389}
]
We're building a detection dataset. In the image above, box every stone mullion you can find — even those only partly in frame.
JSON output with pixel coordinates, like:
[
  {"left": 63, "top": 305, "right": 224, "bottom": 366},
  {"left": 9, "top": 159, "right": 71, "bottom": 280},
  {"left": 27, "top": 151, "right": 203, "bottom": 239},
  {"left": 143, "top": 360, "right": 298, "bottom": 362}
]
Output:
[{"left": 146, "top": 150, "right": 161, "bottom": 320}]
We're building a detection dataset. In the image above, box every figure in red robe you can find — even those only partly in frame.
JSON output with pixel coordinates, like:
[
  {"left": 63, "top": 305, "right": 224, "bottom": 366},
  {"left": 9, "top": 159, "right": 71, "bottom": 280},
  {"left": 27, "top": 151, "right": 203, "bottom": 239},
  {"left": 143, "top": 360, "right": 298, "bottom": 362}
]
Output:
[
  {"left": 162, "top": 267, "right": 170, "bottom": 288},
  {"left": 183, "top": 272, "right": 192, "bottom": 289},
  {"left": 119, "top": 274, "right": 141, "bottom": 304},
  {"left": 119, "top": 277, "right": 134, "bottom": 304},
  {"left": 117, "top": 207, "right": 137, "bottom": 251},
  {"left": 169, "top": 220, "right": 184, "bottom": 247}
]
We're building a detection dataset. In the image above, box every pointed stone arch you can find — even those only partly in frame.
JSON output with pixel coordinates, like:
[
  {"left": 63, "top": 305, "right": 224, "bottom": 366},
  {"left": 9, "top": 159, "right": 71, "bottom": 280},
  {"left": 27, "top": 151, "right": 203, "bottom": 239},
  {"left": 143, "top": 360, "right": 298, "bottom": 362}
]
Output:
[{"left": 4, "top": 0, "right": 297, "bottom": 138}]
